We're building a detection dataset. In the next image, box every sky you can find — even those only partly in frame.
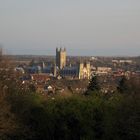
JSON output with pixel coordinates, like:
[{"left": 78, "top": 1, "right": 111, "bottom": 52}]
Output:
[{"left": 0, "top": 0, "right": 140, "bottom": 56}]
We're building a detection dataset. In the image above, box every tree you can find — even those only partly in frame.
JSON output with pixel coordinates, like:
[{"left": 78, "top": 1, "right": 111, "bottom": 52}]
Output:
[
  {"left": 118, "top": 76, "right": 140, "bottom": 95},
  {"left": 86, "top": 75, "right": 100, "bottom": 95},
  {"left": 117, "top": 76, "right": 128, "bottom": 93}
]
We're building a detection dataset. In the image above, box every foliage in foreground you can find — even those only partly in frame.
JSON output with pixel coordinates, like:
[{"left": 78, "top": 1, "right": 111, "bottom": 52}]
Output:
[{"left": 0, "top": 91, "right": 139, "bottom": 140}]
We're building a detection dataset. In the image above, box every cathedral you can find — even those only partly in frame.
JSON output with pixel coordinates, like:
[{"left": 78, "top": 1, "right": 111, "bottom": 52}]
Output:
[
  {"left": 55, "top": 48, "right": 91, "bottom": 79},
  {"left": 26, "top": 48, "right": 91, "bottom": 79}
]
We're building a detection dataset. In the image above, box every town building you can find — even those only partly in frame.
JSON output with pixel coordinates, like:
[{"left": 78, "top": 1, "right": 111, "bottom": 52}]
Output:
[{"left": 96, "top": 67, "right": 112, "bottom": 75}]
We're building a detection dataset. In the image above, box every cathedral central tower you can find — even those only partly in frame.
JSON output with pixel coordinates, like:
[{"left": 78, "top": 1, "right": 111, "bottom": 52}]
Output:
[{"left": 56, "top": 48, "right": 66, "bottom": 69}]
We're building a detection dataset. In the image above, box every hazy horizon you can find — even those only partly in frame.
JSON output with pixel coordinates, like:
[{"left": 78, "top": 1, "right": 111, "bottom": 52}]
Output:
[{"left": 0, "top": 0, "right": 140, "bottom": 56}]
